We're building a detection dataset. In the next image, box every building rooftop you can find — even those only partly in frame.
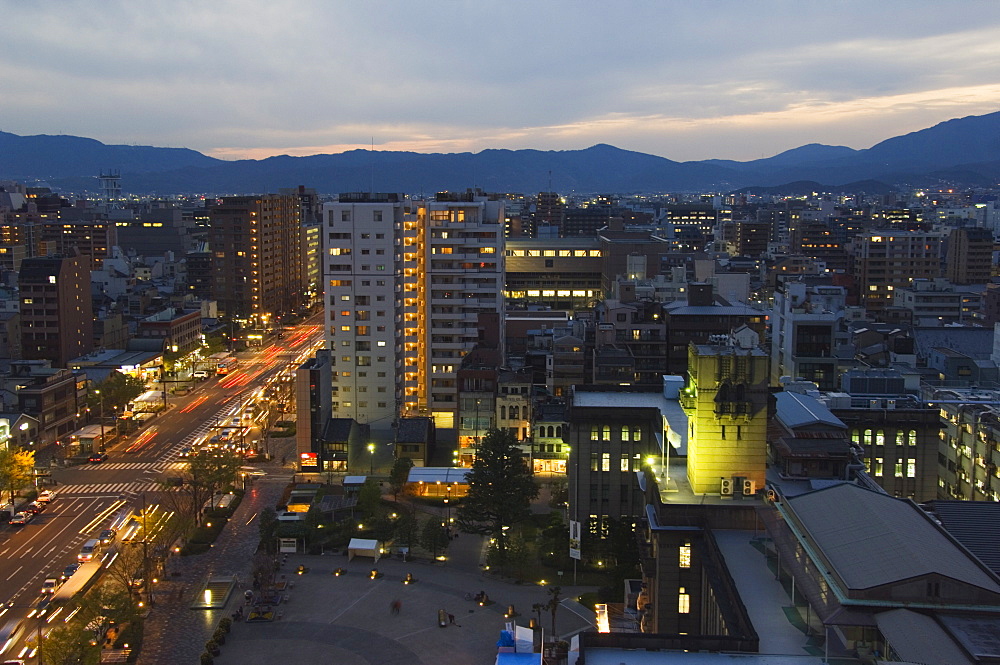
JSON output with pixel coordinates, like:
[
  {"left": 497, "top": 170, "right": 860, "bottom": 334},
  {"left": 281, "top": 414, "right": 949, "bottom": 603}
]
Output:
[
  {"left": 783, "top": 483, "right": 1000, "bottom": 594},
  {"left": 775, "top": 392, "right": 845, "bottom": 430},
  {"left": 572, "top": 387, "right": 687, "bottom": 454}
]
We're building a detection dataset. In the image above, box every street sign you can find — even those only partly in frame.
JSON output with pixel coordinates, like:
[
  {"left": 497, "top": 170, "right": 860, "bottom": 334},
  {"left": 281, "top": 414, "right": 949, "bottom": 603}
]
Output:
[{"left": 569, "top": 519, "right": 581, "bottom": 560}]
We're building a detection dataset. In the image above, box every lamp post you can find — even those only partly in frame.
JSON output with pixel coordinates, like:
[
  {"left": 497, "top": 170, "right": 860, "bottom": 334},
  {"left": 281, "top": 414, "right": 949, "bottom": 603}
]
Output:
[
  {"left": 444, "top": 484, "right": 452, "bottom": 525},
  {"left": 367, "top": 443, "right": 375, "bottom": 475},
  {"left": 94, "top": 389, "right": 105, "bottom": 453}
]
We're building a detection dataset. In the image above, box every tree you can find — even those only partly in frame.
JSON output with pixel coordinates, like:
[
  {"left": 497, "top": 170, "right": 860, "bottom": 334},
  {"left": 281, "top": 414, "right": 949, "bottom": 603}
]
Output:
[
  {"left": 87, "top": 371, "right": 147, "bottom": 419},
  {"left": 182, "top": 449, "right": 241, "bottom": 526},
  {"left": 0, "top": 446, "right": 34, "bottom": 502},
  {"left": 258, "top": 507, "right": 279, "bottom": 553},
  {"left": 103, "top": 541, "right": 148, "bottom": 600},
  {"left": 38, "top": 622, "right": 99, "bottom": 665},
  {"left": 419, "top": 516, "right": 449, "bottom": 558},
  {"left": 545, "top": 585, "right": 563, "bottom": 637},
  {"left": 394, "top": 507, "right": 419, "bottom": 551},
  {"left": 455, "top": 428, "right": 538, "bottom": 564},
  {"left": 358, "top": 478, "right": 383, "bottom": 518},
  {"left": 388, "top": 456, "right": 414, "bottom": 500}
]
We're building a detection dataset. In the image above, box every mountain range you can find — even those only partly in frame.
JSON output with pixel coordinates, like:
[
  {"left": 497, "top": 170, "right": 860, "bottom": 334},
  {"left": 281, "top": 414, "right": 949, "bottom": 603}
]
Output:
[{"left": 3, "top": 111, "right": 1000, "bottom": 195}]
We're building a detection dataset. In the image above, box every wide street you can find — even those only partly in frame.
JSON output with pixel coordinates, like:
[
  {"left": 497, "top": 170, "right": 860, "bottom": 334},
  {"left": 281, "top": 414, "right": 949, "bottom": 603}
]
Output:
[{"left": 0, "top": 317, "right": 323, "bottom": 658}]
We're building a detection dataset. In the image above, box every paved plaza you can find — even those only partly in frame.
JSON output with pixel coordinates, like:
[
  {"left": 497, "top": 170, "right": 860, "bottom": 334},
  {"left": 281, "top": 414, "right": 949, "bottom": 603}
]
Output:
[
  {"left": 214, "top": 552, "right": 594, "bottom": 665},
  {"left": 138, "top": 466, "right": 596, "bottom": 664}
]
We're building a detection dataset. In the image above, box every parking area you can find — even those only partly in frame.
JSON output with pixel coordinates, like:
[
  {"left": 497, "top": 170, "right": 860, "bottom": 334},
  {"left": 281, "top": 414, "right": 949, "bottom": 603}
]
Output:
[{"left": 213, "top": 550, "right": 595, "bottom": 665}]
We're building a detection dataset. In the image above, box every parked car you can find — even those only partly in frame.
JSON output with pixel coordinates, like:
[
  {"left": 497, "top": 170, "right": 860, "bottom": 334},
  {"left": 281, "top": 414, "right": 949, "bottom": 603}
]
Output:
[
  {"left": 193, "top": 370, "right": 209, "bottom": 379},
  {"left": 9, "top": 512, "right": 32, "bottom": 525},
  {"left": 88, "top": 452, "right": 108, "bottom": 464},
  {"left": 36, "top": 490, "right": 55, "bottom": 503}
]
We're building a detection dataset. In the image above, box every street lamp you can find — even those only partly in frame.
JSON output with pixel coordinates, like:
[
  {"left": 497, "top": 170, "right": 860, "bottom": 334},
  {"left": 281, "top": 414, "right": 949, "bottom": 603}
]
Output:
[
  {"left": 367, "top": 443, "right": 375, "bottom": 475},
  {"left": 444, "top": 484, "right": 452, "bottom": 525},
  {"left": 94, "top": 389, "right": 105, "bottom": 453}
]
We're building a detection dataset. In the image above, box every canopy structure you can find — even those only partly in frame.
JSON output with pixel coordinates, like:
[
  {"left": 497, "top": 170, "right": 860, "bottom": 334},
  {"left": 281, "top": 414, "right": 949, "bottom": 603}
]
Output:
[{"left": 347, "top": 538, "right": 380, "bottom": 562}]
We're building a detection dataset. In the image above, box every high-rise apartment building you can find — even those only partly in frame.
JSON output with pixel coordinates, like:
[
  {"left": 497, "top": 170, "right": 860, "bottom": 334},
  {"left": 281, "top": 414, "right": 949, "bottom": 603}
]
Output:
[
  {"left": 851, "top": 231, "right": 941, "bottom": 314},
  {"left": 945, "top": 227, "right": 993, "bottom": 285},
  {"left": 19, "top": 252, "right": 94, "bottom": 367},
  {"left": 209, "top": 194, "right": 302, "bottom": 323},
  {"left": 322, "top": 192, "right": 505, "bottom": 434}
]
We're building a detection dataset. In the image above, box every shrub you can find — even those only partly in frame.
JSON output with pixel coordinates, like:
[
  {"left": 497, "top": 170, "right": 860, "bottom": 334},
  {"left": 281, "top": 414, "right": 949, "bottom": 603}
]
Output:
[
  {"left": 200, "top": 653, "right": 214, "bottom": 665},
  {"left": 218, "top": 617, "right": 232, "bottom": 632},
  {"left": 180, "top": 542, "right": 211, "bottom": 556}
]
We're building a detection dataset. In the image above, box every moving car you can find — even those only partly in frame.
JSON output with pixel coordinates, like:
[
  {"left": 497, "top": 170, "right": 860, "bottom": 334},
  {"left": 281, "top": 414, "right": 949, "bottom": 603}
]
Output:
[
  {"left": 60, "top": 563, "right": 80, "bottom": 581},
  {"left": 8, "top": 512, "right": 32, "bottom": 526},
  {"left": 99, "top": 529, "right": 116, "bottom": 545},
  {"left": 40, "top": 577, "right": 61, "bottom": 595},
  {"left": 24, "top": 502, "right": 44, "bottom": 515},
  {"left": 88, "top": 452, "right": 108, "bottom": 463},
  {"left": 193, "top": 370, "right": 209, "bottom": 379},
  {"left": 77, "top": 539, "right": 101, "bottom": 562}
]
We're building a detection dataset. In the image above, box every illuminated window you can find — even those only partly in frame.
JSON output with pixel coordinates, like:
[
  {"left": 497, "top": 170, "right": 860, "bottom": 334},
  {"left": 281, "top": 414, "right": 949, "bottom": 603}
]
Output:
[
  {"left": 678, "top": 587, "right": 690, "bottom": 614},
  {"left": 591, "top": 426, "right": 599, "bottom": 441},
  {"left": 876, "top": 430, "right": 885, "bottom": 446},
  {"left": 679, "top": 543, "right": 691, "bottom": 568},
  {"left": 620, "top": 454, "right": 629, "bottom": 472},
  {"left": 908, "top": 430, "right": 917, "bottom": 446},
  {"left": 907, "top": 459, "right": 916, "bottom": 477},
  {"left": 875, "top": 458, "right": 883, "bottom": 477},
  {"left": 601, "top": 452, "right": 610, "bottom": 472},
  {"left": 602, "top": 426, "right": 611, "bottom": 441}
]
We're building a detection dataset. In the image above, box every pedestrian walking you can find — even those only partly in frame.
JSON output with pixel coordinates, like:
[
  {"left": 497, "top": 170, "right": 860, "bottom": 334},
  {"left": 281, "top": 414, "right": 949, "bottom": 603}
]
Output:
[
  {"left": 448, "top": 613, "right": 460, "bottom": 627},
  {"left": 390, "top": 599, "right": 402, "bottom": 615}
]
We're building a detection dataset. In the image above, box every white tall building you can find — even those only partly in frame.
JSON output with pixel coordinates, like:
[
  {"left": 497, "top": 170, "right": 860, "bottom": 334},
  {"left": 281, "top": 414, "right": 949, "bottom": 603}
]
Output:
[{"left": 322, "top": 192, "right": 505, "bottom": 435}]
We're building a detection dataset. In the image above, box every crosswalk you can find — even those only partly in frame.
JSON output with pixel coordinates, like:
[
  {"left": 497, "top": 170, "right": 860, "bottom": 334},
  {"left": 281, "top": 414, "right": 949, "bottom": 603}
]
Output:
[
  {"left": 76, "top": 462, "right": 169, "bottom": 471},
  {"left": 55, "top": 481, "right": 183, "bottom": 496}
]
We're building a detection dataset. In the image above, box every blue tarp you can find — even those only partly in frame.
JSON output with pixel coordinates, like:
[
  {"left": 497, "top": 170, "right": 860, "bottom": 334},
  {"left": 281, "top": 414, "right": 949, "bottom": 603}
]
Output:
[{"left": 496, "top": 654, "right": 541, "bottom": 665}]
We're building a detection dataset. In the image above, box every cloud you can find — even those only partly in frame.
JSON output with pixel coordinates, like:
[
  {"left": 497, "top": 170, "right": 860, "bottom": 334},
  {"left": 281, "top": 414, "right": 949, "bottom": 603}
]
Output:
[{"left": 2, "top": 1, "right": 1000, "bottom": 162}]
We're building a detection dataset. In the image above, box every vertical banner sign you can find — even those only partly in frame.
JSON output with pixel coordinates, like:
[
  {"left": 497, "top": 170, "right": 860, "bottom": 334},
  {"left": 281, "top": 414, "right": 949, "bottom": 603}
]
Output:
[{"left": 569, "top": 520, "right": 582, "bottom": 560}]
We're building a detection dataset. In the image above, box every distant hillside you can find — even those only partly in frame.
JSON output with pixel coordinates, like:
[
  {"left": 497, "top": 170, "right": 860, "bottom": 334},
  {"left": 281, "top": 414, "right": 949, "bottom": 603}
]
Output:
[
  {"left": 3, "top": 110, "right": 1000, "bottom": 194},
  {"left": 0, "top": 131, "right": 220, "bottom": 181}
]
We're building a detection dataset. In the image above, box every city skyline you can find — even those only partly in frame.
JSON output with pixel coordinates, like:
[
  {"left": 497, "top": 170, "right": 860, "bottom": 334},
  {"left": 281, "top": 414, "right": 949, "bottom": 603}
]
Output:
[{"left": 2, "top": 1, "right": 1000, "bottom": 163}]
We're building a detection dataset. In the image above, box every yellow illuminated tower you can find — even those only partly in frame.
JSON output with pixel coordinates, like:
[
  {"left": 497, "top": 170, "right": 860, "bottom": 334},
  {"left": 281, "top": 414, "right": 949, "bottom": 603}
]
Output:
[{"left": 683, "top": 335, "right": 769, "bottom": 495}]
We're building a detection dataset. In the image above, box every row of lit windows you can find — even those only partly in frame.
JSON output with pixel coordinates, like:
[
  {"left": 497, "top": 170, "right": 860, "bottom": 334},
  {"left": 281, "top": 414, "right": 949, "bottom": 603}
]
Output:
[
  {"left": 506, "top": 249, "right": 601, "bottom": 257},
  {"left": 506, "top": 290, "right": 597, "bottom": 298},
  {"left": 869, "top": 458, "right": 917, "bottom": 477},
  {"left": 851, "top": 429, "right": 917, "bottom": 446},
  {"left": 590, "top": 452, "right": 642, "bottom": 472},
  {"left": 591, "top": 426, "right": 642, "bottom": 441}
]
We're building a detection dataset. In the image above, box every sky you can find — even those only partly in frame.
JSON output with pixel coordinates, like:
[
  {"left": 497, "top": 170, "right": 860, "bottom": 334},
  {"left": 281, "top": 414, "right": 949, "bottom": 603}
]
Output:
[{"left": 2, "top": 0, "right": 1000, "bottom": 163}]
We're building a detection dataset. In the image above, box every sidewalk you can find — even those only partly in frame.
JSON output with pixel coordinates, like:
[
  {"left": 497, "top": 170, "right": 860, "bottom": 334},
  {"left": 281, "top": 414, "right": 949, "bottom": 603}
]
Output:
[{"left": 137, "top": 474, "right": 291, "bottom": 665}]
